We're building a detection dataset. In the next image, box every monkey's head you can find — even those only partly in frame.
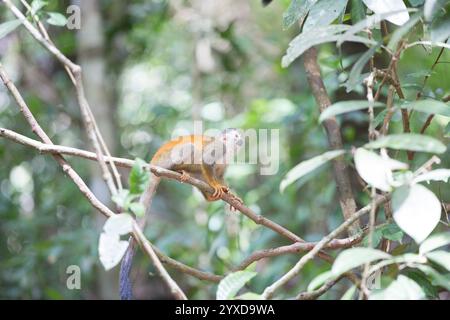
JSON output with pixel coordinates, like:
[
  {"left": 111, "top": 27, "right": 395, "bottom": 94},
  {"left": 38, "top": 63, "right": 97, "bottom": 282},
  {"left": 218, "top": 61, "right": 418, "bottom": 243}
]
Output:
[{"left": 219, "top": 128, "right": 243, "bottom": 152}]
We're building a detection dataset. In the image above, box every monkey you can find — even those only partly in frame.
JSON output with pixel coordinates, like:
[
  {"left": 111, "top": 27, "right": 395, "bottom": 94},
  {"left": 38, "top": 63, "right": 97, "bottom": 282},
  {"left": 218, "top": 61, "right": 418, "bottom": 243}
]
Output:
[{"left": 119, "top": 128, "right": 244, "bottom": 300}]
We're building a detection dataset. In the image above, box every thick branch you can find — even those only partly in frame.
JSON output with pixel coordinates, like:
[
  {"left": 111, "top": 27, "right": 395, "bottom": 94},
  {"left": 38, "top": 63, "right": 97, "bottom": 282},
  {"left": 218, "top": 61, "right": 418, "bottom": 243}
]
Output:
[{"left": 303, "top": 47, "right": 359, "bottom": 235}]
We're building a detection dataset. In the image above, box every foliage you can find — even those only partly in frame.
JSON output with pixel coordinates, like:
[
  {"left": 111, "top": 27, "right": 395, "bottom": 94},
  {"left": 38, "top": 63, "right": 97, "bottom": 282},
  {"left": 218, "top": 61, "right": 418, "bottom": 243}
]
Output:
[{"left": 0, "top": 0, "right": 449, "bottom": 300}]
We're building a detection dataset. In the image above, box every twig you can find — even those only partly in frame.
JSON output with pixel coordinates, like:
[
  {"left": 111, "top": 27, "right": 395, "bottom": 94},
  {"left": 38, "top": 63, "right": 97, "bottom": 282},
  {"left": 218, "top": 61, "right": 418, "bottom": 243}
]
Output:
[
  {"left": 0, "top": 127, "right": 365, "bottom": 282},
  {"left": 132, "top": 223, "right": 187, "bottom": 300},
  {"left": 0, "top": 64, "right": 186, "bottom": 300},
  {"left": 365, "top": 72, "right": 377, "bottom": 139},
  {"left": 381, "top": 86, "right": 396, "bottom": 135},
  {"left": 261, "top": 194, "right": 389, "bottom": 299},
  {"left": 0, "top": 65, "right": 114, "bottom": 218},
  {"left": 3, "top": 0, "right": 122, "bottom": 195},
  {"left": 360, "top": 71, "right": 380, "bottom": 299},
  {"left": 234, "top": 234, "right": 363, "bottom": 271},
  {"left": 303, "top": 47, "right": 359, "bottom": 235},
  {"left": 0, "top": 127, "right": 333, "bottom": 262},
  {"left": 295, "top": 275, "right": 345, "bottom": 300}
]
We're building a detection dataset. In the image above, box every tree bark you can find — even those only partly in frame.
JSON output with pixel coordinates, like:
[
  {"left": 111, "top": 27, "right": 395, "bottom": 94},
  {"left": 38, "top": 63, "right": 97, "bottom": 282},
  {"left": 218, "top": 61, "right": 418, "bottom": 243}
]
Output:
[{"left": 303, "top": 47, "right": 359, "bottom": 235}]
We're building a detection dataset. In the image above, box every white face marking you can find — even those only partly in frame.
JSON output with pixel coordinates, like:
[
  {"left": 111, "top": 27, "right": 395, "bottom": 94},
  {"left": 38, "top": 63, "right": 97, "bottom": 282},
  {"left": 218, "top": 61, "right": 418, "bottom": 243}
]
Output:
[{"left": 222, "top": 129, "right": 243, "bottom": 153}]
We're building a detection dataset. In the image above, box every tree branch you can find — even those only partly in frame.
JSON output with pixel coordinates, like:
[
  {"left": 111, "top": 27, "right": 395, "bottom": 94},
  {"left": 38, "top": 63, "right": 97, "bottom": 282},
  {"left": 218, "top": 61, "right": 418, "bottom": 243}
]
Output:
[
  {"left": 261, "top": 194, "right": 389, "bottom": 299},
  {"left": 303, "top": 47, "right": 359, "bottom": 235},
  {"left": 0, "top": 64, "right": 186, "bottom": 300},
  {"left": 0, "top": 126, "right": 334, "bottom": 263}
]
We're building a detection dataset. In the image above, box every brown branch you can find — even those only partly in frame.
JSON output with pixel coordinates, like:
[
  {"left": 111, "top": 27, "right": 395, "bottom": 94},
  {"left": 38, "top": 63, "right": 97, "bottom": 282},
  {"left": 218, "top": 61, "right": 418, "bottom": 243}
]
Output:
[
  {"left": 0, "top": 126, "right": 333, "bottom": 262},
  {"left": 261, "top": 194, "right": 389, "bottom": 299},
  {"left": 295, "top": 274, "right": 345, "bottom": 300},
  {"left": 234, "top": 234, "right": 363, "bottom": 271},
  {"left": 0, "top": 65, "right": 115, "bottom": 218},
  {"left": 381, "top": 86, "right": 396, "bottom": 135},
  {"left": 3, "top": 0, "right": 122, "bottom": 195},
  {"left": 303, "top": 47, "right": 359, "bottom": 235},
  {"left": 0, "top": 64, "right": 186, "bottom": 300},
  {"left": 0, "top": 128, "right": 370, "bottom": 286}
]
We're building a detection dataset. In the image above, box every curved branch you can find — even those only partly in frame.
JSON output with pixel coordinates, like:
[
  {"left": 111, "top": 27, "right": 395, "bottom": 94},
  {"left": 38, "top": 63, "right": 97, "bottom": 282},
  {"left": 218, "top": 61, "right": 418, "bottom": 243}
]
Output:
[
  {"left": 261, "top": 194, "right": 389, "bottom": 299},
  {"left": 0, "top": 127, "right": 334, "bottom": 263}
]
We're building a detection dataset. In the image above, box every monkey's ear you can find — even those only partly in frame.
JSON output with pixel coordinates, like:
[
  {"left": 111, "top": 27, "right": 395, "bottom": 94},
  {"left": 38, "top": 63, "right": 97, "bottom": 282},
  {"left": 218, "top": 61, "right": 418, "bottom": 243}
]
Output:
[{"left": 262, "top": 0, "right": 273, "bottom": 6}]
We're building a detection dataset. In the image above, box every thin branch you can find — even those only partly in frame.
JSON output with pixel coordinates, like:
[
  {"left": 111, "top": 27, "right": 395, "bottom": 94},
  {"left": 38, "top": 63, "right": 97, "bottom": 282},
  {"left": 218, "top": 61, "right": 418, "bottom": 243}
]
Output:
[
  {"left": 0, "top": 129, "right": 364, "bottom": 283},
  {"left": 295, "top": 274, "right": 345, "bottom": 300},
  {"left": 0, "top": 64, "right": 186, "bottom": 300},
  {"left": 303, "top": 47, "right": 359, "bottom": 235},
  {"left": 381, "top": 86, "right": 396, "bottom": 135},
  {"left": 234, "top": 234, "right": 363, "bottom": 271},
  {"left": 3, "top": 0, "right": 122, "bottom": 195},
  {"left": 0, "top": 126, "right": 334, "bottom": 263},
  {"left": 261, "top": 194, "right": 389, "bottom": 300},
  {"left": 131, "top": 223, "right": 187, "bottom": 300},
  {"left": 0, "top": 65, "right": 114, "bottom": 218}
]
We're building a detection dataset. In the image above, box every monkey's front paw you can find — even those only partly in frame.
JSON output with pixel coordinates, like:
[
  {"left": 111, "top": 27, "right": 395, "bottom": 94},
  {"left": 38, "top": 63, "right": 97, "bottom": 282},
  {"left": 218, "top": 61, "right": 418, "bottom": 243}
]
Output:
[
  {"left": 210, "top": 185, "right": 227, "bottom": 200},
  {"left": 179, "top": 170, "right": 191, "bottom": 183}
]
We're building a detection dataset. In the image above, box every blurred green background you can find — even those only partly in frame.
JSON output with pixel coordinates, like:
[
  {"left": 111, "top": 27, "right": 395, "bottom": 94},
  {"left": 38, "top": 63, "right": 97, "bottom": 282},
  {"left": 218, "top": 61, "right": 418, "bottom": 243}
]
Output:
[{"left": 0, "top": 0, "right": 448, "bottom": 299}]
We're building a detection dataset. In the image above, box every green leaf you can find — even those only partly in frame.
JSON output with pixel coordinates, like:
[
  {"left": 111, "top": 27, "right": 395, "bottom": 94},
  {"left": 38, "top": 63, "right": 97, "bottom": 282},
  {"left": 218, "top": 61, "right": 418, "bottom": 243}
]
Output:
[
  {"left": 426, "top": 251, "right": 450, "bottom": 271},
  {"left": 369, "top": 275, "right": 426, "bottom": 300},
  {"left": 216, "top": 271, "right": 257, "bottom": 300},
  {"left": 319, "top": 100, "right": 385, "bottom": 122},
  {"left": 0, "top": 20, "right": 22, "bottom": 40},
  {"left": 354, "top": 148, "right": 407, "bottom": 192},
  {"left": 388, "top": 13, "right": 422, "bottom": 51},
  {"left": 129, "top": 202, "right": 145, "bottom": 218},
  {"left": 420, "top": 233, "right": 450, "bottom": 254},
  {"left": 424, "top": 0, "right": 447, "bottom": 22},
  {"left": 103, "top": 213, "right": 134, "bottom": 236},
  {"left": 280, "top": 150, "right": 346, "bottom": 192},
  {"left": 346, "top": 44, "right": 381, "bottom": 92},
  {"left": 351, "top": 0, "right": 366, "bottom": 24},
  {"left": 364, "top": 134, "right": 447, "bottom": 154},
  {"left": 235, "top": 292, "right": 264, "bottom": 300},
  {"left": 332, "top": 248, "right": 391, "bottom": 277},
  {"left": 282, "top": 25, "right": 376, "bottom": 68},
  {"left": 111, "top": 189, "right": 130, "bottom": 208},
  {"left": 413, "top": 169, "right": 450, "bottom": 184},
  {"left": 31, "top": 0, "right": 48, "bottom": 14},
  {"left": 392, "top": 184, "right": 441, "bottom": 243},
  {"left": 380, "top": 223, "right": 404, "bottom": 242},
  {"left": 303, "top": 0, "right": 348, "bottom": 31},
  {"left": 98, "top": 233, "right": 129, "bottom": 271},
  {"left": 46, "top": 12, "right": 67, "bottom": 27},
  {"left": 129, "top": 158, "right": 150, "bottom": 194},
  {"left": 416, "top": 265, "right": 450, "bottom": 290},
  {"left": 337, "top": 14, "right": 383, "bottom": 46},
  {"left": 283, "top": 0, "right": 318, "bottom": 29},
  {"left": 431, "top": 12, "right": 450, "bottom": 42},
  {"left": 362, "top": 227, "right": 383, "bottom": 247},
  {"left": 409, "top": 0, "right": 425, "bottom": 6},
  {"left": 307, "top": 271, "right": 334, "bottom": 291},
  {"left": 362, "top": 0, "right": 410, "bottom": 26},
  {"left": 373, "top": 109, "right": 389, "bottom": 128},
  {"left": 400, "top": 99, "right": 450, "bottom": 117},
  {"left": 405, "top": 269, "right": 439, "bottom": 299}
]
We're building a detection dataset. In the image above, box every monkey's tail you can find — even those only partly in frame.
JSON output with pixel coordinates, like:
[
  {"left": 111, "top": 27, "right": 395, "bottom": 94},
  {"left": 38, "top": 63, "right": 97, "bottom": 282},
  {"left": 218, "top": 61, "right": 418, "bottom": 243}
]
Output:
[{"left": 119, "top": 174, "right": 161, "bottom": 300}]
